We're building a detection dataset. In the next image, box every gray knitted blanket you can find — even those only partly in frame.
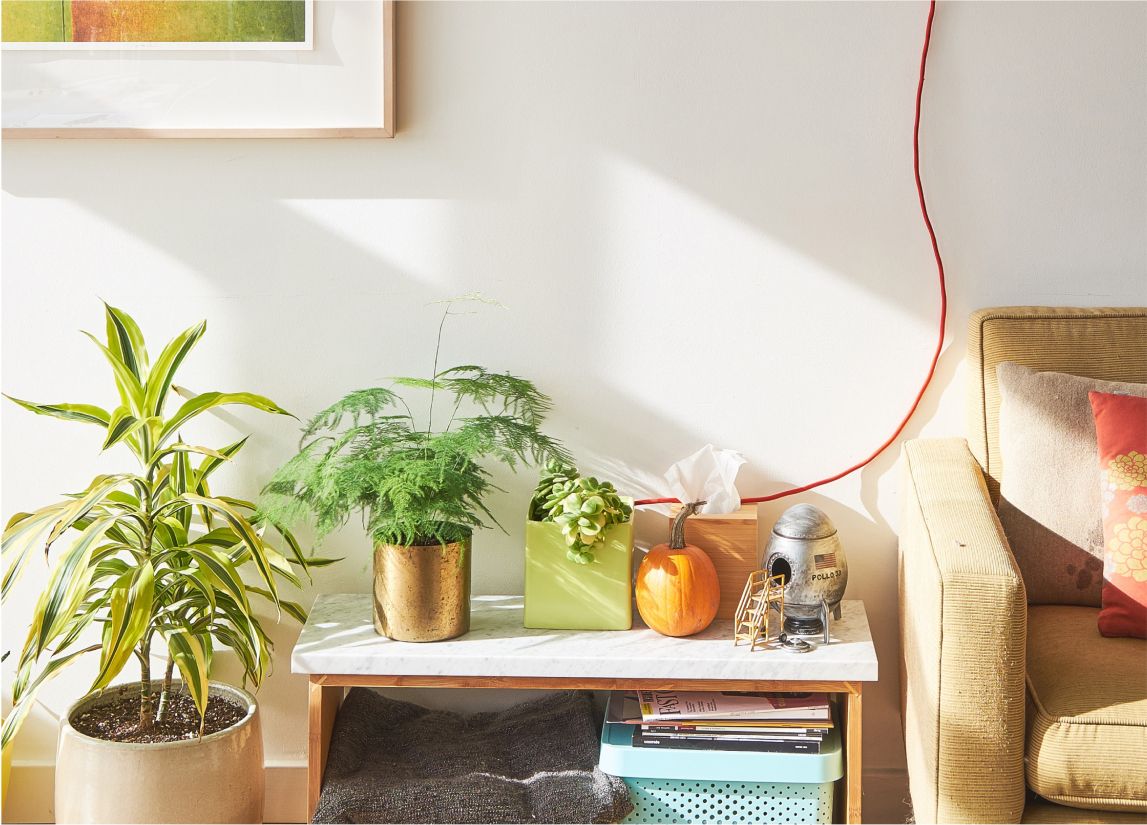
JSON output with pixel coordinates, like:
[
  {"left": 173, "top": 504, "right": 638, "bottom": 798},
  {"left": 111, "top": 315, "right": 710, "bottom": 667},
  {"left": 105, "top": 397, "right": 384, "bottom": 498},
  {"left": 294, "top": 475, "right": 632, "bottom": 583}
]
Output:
[{"left": 312, "top": 688, "right": 633, "bottom": 824}]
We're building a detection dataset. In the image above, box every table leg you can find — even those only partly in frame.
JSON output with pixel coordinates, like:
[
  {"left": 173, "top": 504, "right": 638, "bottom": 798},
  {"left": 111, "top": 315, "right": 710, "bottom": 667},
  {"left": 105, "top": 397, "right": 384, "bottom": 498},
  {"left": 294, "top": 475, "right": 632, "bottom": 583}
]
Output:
[
  {"left": 308, "top": 680, "right": 343, "bottom": 821},
  {"left": 845, "top": 684, "right": 863, "bottom": 824}
]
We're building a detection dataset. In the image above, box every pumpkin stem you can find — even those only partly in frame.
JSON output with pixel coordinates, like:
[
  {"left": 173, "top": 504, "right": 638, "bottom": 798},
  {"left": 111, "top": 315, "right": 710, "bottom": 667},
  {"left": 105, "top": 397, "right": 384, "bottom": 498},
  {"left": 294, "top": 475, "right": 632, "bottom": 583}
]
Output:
[{"left": 670, "top": 500, "right": 705, "bottom": 549}]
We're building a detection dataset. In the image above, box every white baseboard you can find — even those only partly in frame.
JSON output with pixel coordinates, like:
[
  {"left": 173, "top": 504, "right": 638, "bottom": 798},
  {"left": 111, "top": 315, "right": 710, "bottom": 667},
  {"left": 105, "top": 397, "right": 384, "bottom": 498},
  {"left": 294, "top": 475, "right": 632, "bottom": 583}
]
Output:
[{"left": 6, "top": 762, "right": 910, "bottom": 824}]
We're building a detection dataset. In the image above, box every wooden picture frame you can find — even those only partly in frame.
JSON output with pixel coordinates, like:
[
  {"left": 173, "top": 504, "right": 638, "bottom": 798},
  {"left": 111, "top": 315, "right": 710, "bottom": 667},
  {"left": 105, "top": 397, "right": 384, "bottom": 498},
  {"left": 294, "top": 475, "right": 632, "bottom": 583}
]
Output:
[{"left": 1, "top": 0, "right": 395, "bottom": 139}]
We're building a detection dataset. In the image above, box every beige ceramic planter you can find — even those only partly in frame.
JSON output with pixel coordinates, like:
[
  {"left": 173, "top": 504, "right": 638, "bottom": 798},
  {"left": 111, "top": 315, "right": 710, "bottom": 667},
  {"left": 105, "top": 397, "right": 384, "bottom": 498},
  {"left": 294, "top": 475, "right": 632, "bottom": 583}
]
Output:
[{"left": 55, "top": 680, "right": 264, "bottom": 824}]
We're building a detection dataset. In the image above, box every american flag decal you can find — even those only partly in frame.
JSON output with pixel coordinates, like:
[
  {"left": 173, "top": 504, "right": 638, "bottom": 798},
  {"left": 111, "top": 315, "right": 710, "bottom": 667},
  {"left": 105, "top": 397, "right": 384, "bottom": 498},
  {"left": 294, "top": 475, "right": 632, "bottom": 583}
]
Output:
[{"left": 814, "top": 552, "right": 837, "bottom": 570}]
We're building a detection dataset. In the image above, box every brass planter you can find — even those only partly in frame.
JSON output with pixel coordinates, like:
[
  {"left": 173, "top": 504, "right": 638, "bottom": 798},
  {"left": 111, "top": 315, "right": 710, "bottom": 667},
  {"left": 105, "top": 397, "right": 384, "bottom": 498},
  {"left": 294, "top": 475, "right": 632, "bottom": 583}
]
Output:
[{"left": 373, "top": 536, "right": 472, "bottom": 641}]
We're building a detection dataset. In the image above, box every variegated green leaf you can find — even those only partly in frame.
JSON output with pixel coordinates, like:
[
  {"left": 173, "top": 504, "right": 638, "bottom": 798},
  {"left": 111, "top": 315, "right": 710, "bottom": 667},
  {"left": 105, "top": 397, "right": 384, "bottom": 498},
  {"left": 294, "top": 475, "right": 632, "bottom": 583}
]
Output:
[
  {"left": 149, "top": 464, "right": 171, "bottom": 502},
  {"left": 181, "top": 565, "right": 218, "bottom": 614},
  {"left": 82, "top": 332, "right": 145, "bottom": 415},
  {"left": 210, "top": 626, "right": 259, "bottom": 680},
  {"left": 45, "top": 474, "right": 131, "bottom": 549},
  {"left": 2, "top": 503, "right": 68, "bottom": 600},
  {"left": 179, "top": 494, "right": 280, "bottom": 609},
  {"left": 208, "top": 598, "right": 267, "bottom": 683},
  {"left": 211, "top": 595, "right": 267, "bottom": 683},
  {"left": 299, "top": 555, "right": 342, "bottom": 568},
  {"left": 3, "top": 396, "right": 111, "bottom": 428},
  {"left": 30, "top": 516, "right": 116, "bottom": 655},
  {"left": 217, "top": 495, "right": 256, "bottom": 509},
  {"left": 104, "top": 490, "right": 141, "bottom": 509},
  {"left": 274, "top": 523, "right": 317, "bottom": 581},
  {"left": 144, "top": 320, "right": 206, "bottom": 417},
  {"left": 90, "top": 555, "right": 131, "bottom": 584},
  {"left": 54, "top": 605, "right": 101, "bottom": 652},
  {"left": 194, "top": 437, "right": 248, "bottom": 487},
  {"left": 1, "top": 306, "right": 331, "bottom": 756},
  {"left": 193, "top": 527, "right": 242, "bottom": 549},
  {"left": 91, "top": 561, "right": 155, "bottom": 692},
  {"left": 137, "top": 416, "right": 160, "bottom": 463},
  {"left": 104, "top": 303, "right": 149, "bottom": 378},
  {"left": 159, "top": 516, "right": 188, "bottom": 548},
  {"left": 153, "top": 519, "right": 179, "bottom": 550},
  {"left": 5, "top": 512, "right": 33, "bottom": 532},
  {"left": 171, "top": 444, "right": 190, "bottom": 495},
  {"left": 195, "top": 482, "right": 214, "bottom": 531},
  {"left": 101, "top": 406, "right": 142, "bottom": 452},
  {"left": 177, "top": 456, "right": 195, "bottom": 532},
  {"left": 165, "top": 629, "right": 210, "bottom": 724},
  {"left": 149, "top": 443, "right": 232, "bottom": 476},
  {"left": 263, "top": 543, "right": 302, "bottom": 588},
  {"left": 185, "top": 546, "right": 248, "bottom": 610},
  {"left": 245, "top": 587, "right": 307, "bottom": 624},
  {"left": 3, "top": 645, "right": 100, "bottom": 751},
  {"left": 158, "top": 392, "right": 292, "bottom": 447}
]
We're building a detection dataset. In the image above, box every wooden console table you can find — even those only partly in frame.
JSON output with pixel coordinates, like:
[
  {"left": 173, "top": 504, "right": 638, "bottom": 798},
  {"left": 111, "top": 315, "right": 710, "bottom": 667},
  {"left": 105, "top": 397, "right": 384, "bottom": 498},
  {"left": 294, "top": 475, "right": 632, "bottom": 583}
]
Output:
[{"left": 292, "top": 594, "right": 877, "bottom": 824}]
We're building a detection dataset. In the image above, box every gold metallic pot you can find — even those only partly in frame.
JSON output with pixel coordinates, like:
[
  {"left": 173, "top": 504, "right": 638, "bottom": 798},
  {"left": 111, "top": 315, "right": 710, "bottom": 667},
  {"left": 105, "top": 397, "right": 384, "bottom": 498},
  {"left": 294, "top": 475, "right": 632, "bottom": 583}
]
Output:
[{"left": 373, "top": 536, "right": 472, "bottom": 641}]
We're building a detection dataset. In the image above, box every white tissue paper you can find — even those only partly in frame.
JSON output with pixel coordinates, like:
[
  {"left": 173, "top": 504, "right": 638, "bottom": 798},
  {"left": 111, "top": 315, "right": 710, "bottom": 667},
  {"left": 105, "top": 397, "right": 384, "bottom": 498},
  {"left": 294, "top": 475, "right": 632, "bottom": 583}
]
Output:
[{"left": 664, "top": 445, "right": 747, "bottom": 515}]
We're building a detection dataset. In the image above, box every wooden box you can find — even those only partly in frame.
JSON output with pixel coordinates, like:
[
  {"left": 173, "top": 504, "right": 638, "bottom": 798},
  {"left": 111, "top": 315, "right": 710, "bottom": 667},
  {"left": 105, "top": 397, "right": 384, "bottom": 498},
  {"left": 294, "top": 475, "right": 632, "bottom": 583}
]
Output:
[{"left": 666, "top": 504, "right": 760, "bottom": 619}]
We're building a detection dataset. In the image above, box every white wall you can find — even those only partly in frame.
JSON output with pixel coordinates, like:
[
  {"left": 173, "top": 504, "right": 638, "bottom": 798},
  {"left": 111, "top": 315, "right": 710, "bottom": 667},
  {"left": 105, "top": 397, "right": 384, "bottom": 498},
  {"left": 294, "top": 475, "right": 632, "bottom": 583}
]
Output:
[{"left": 3, "top": 1, "right": 1145, "bottom": 821}]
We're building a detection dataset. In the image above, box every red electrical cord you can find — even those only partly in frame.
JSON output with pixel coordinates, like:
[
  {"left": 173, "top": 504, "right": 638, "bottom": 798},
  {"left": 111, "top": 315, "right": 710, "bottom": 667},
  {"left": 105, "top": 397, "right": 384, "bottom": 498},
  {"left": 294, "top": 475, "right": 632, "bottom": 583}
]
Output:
[{"left": 634, "top": 0, "right": 946, "bottom": 508}]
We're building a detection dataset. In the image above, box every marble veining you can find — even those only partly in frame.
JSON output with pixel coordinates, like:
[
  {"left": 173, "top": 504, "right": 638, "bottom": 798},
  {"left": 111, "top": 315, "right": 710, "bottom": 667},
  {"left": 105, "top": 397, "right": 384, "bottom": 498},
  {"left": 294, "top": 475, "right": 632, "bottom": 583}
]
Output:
[{"left": 292, "top": 594, "right": 878, "bottom": 681}]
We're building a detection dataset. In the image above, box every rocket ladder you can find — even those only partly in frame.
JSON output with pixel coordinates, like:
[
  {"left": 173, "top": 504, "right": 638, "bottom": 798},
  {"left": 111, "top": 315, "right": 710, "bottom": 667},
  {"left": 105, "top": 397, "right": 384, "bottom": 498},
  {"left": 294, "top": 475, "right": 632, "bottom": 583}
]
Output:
[{"left": 733, "top": 570, "right": 785, "bottom": 652}]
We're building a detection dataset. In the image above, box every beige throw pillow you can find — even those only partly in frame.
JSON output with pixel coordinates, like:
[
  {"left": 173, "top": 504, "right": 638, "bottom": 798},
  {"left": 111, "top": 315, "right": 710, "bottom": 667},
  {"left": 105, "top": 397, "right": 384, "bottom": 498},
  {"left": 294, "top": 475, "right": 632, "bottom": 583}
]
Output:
[{"left": 996, "top": 362, "right": 1147, "bottom": 605}]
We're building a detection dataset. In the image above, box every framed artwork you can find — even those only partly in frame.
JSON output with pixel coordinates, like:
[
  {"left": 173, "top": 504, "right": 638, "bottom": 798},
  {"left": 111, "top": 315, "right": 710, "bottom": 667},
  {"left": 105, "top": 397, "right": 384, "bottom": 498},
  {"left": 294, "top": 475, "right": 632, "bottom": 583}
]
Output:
[{"left": 1, "top": 0, "right": 394, "bottom": 137}]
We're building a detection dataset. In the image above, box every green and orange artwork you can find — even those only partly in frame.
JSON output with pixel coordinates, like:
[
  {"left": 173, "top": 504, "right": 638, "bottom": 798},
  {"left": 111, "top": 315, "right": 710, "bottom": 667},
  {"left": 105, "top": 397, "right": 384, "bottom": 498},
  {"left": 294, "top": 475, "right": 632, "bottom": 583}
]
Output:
[{"left": 2, "top": 0, "right": 310, "bottom": 49}]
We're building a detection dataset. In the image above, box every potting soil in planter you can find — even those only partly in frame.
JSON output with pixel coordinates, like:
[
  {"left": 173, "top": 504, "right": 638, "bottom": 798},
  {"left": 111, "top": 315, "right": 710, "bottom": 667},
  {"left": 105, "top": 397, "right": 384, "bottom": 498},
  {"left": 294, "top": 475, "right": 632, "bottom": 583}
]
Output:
[
  {"left": 72, "top": 692, "right": 246, "bottom": 743},
  {"left": 313, "top": 689, "right": 633, "bottom": 824}
]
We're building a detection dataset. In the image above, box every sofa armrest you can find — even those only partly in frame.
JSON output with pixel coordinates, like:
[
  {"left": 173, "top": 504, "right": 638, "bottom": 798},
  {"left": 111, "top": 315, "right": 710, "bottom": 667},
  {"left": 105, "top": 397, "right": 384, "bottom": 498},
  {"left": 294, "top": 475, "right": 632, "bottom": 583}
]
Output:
[{"left": 899, "top": 438, "right": 1027, "bottom": 824}]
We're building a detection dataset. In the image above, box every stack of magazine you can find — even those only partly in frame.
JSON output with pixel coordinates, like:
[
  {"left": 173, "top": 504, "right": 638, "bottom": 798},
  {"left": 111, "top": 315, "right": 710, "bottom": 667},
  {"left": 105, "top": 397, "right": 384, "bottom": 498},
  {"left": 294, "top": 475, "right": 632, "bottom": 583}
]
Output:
[{"left": 606, "top": 690, "right": 833, "bottom": 754}]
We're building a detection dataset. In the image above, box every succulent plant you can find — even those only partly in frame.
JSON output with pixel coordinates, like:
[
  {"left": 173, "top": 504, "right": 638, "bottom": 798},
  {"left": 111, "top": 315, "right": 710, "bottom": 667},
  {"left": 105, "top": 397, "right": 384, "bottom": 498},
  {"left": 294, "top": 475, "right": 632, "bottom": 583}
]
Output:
[
  {"left": 529, "top": 461, "right": 633, "bottom": 564},
  {"left": 528, "top": 459, "right": 577, "bottom": 521}
]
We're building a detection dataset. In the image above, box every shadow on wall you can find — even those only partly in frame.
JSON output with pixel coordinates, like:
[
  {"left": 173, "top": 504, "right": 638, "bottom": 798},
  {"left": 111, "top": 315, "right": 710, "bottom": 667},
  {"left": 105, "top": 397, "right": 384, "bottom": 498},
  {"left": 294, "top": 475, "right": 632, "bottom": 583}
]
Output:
[{"left": 24, "top": 0, "right": 1147, "bottom": 799}]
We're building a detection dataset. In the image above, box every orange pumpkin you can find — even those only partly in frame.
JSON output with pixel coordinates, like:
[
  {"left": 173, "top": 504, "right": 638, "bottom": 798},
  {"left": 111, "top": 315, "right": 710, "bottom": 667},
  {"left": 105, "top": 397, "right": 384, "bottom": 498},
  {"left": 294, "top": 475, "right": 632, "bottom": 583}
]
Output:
[{"left": 635, "top": 501, "right": 721, "bottom": 636}]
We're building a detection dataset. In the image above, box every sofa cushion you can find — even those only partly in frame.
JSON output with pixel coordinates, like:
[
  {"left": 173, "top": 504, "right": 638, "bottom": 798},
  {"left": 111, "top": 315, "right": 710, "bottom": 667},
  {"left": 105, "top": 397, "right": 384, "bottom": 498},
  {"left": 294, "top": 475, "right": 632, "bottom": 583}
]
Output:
[
  {"left": 966, "top": 307, "right": 1147, "bottom": 502},
  {"left": 1026, "top": 605, "right": 1147, "bottom": 811},
  {"left": 996, "top": 362, "right": 1147, "bottom": 605}
]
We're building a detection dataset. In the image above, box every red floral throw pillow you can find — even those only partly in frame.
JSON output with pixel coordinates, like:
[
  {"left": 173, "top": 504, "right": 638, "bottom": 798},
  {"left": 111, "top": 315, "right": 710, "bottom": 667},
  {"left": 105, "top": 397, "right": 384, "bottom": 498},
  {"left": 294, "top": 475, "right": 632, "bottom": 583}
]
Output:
[{"left": 1090, "top": 391, "right": 1147, "bottom": 638}]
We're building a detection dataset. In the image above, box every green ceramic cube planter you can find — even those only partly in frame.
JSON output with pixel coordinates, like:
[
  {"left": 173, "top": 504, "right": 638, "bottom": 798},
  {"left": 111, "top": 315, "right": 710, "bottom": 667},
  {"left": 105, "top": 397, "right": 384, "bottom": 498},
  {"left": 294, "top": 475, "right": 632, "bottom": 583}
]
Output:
[{"left": 524, "top": 520, "right": 635, "bottom": 630}]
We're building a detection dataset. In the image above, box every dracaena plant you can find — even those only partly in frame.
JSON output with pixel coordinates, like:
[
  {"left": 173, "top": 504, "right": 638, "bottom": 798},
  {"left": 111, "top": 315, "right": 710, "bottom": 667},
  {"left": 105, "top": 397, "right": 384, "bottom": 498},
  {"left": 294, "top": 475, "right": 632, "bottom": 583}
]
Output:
[
  {"left": 258, "top": 297, "right": 570, "bottom": 548},
  {"left": 1, "top": 304, "right": 331, "bottom": 754}
]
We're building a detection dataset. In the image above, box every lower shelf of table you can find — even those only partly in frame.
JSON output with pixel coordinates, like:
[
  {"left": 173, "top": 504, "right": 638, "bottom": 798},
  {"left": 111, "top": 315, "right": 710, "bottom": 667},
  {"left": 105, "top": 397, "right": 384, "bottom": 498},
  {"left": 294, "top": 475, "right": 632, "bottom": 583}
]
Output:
[{"left": 306, "top": 676, "right": 864, "bottom": 825}]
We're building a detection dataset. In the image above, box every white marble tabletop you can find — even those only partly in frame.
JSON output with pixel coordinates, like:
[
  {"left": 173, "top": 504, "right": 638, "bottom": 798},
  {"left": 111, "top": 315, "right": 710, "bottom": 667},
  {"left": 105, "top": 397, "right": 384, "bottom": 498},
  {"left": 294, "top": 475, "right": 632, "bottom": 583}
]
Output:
[{"left": 292, "top": 595, "right": 877, "bottom": 682}]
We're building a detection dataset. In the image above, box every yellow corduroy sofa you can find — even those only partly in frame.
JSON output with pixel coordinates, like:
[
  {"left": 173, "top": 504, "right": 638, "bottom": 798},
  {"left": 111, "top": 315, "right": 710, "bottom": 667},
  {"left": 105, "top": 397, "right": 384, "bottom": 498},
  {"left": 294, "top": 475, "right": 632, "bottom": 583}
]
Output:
[{"left": 898, "top": 306, "right": 1147, "bottom": 824}]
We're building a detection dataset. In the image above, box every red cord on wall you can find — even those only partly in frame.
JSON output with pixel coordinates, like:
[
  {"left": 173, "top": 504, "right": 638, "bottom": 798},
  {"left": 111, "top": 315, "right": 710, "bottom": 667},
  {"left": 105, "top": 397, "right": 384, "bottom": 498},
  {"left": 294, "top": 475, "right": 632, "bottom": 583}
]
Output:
[{"left": 634, "top": 0, "right": 946, "bottom": 508}]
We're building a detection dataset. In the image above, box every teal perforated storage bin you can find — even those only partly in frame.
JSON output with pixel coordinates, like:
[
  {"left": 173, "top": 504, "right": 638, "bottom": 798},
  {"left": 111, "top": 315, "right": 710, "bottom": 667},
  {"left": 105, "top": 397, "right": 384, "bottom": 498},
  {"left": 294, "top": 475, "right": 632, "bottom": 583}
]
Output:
[
  {"left": 599, "top": 701, "right": 842, "bottom": 825},
  {"left": 619, "top": 777, "right": 834, "bottom": 824}
]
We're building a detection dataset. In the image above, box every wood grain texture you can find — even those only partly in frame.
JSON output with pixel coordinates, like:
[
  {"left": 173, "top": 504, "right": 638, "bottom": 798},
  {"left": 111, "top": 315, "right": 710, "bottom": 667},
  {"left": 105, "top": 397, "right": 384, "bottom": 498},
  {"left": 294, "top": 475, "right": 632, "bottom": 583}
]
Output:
[
  {"left": 668, "top": 504, "right": 761, "bottom": 619},
  {"left": 310, "top": 673, "right": 861, "bottom": 693},
  {"left": 846, "top": 685, "right": 863, "bottom": 824},
  {"left": 307, "top": 682, "right": 343, "bottom": 820}
]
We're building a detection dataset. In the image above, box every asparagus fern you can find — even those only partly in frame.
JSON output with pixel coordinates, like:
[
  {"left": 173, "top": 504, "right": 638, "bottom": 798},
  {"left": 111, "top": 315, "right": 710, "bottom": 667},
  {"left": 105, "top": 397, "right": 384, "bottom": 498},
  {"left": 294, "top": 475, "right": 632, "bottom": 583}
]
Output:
[{"left": 260, "top": 303, "right": 569, "bottom": 547}]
